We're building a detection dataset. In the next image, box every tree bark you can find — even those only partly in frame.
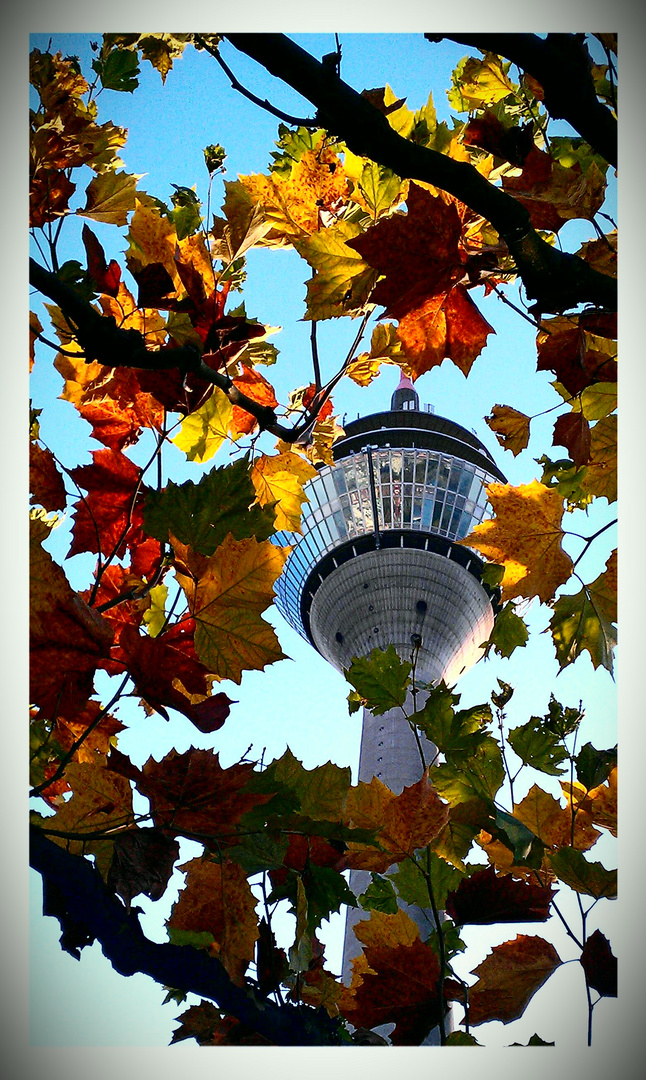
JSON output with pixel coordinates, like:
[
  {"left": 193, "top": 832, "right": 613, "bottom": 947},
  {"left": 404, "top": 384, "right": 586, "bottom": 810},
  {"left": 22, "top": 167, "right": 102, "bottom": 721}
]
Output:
[{"left": 30, "top": 826, "right": 344, "bottom": 1046}]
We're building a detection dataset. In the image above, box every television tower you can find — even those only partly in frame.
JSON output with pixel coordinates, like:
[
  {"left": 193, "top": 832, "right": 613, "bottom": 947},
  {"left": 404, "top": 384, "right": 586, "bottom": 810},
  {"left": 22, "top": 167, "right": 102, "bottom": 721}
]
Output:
[{"left": 273, "top": 372, "right": 505, "bottom": 1038}]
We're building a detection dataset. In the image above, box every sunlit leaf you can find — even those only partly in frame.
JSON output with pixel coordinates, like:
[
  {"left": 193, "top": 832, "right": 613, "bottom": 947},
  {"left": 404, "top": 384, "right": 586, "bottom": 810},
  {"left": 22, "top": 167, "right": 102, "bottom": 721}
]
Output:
[
  {"left": 486, "top": 405, "right": 531, "bottom": 456},
  {"left": 78, "top": 170, "right": 140, "bottom": 225},
  {"left": 171, "top": 388, "right": 236, "bottom": 463},
  {"left": 465, "top": 935, "right": 562, "bottom": 1026},
  {"left": 548, "top": 550, "right": 617, "bottom": 673}
]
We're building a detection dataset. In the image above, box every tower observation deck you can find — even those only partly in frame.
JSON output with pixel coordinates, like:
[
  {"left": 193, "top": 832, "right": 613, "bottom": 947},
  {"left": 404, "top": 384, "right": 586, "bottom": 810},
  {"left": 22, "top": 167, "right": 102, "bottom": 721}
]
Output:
[{"left": 273, "top": 372, "right": 506, "bottom": 1037}]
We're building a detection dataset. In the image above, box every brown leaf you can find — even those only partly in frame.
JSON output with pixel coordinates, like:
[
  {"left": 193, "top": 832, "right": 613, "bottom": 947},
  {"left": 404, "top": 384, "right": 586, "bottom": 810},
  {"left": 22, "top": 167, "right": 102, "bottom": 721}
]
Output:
[
  {"left": 502, "top": 146, "right": 606, "bottom": 232},
  {"left": 580, "top": 929, "right": 617, "bottom": 997},
  {"left": 169, "top": 856, "right": 259, "bottom": 984},
  {"left": 446, "top": 866, "right": 555, "bottom": 925},
  {"left": 343, "top": 771, "right": 449, "bottom": 872},
  {"left": 107, "top": 828, "right": 180, "bottom": 905},
  {"left": 553, "top": 412, "right": 591, "bottom": 467},
  {"left": 30, "top": 442, "right": 67, "bottom": 511},
  {"left": 68, "top": 448, "right": 147, "bottom": 560},
  {"left": 486, "top": 405, "right": 531, "bottom": 457},
  {"left": 536, "top": 315, "right": 617, "bottom": 396},
  {"left": 466, "top": 935, "right": 562, "bottom": 1025}
]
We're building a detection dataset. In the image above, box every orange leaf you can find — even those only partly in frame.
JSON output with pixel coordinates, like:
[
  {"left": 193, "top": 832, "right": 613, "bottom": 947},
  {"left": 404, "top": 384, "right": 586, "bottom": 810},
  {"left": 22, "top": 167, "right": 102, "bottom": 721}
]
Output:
[
  {"left": 459, "top": 480, "right": 573, "bottom": 603},
  {"left": 30, "top": 442, "right": 67, "bottom": 511},
  {"left": 169, "top": 857, "right": 259, "bottom": 984},
  {"left": 232, "top": 364, "right": 278, "bottom": 434},
  {"left": 465, "top": 935, "right": 562, "bottom": 1026},
  {"left": 343, "top": 771, "right": 449, "bottom": 872},
  {"left": 51, "top": 700, "right": 125, "bottom": 764},
  {"left": 553, "top": 411, "right": 591, "bottom": 467},
  {"left": 513, "top": 783, "right": 601, "bottom": 851},
  {"left": 502, "top": 146, "right": 606, "bottom": 232},
  {"left": 486, "top": 404, "right": 531, "bottom": 457},
  {"left": 68, "top": 448, "right": 147, "bottom": 560}
]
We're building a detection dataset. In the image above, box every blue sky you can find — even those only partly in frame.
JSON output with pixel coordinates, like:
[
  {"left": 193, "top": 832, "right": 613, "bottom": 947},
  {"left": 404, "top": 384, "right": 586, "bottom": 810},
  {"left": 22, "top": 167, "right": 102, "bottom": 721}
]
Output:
[{"left": 29, "top": 30, "right": 619, "bottom": 1052}]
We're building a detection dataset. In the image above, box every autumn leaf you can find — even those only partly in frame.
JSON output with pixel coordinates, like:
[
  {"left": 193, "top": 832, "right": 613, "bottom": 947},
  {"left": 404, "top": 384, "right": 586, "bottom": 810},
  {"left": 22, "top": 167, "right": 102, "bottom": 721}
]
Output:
[
  {"left": 553, "top": 411, "right": 591, "bottom": 467},
  {"left": 107, "top": 828, "right": 180, "bottom": 905},
  {"left": 481, "top": 602, "right": 529, "bottom": 659},
  {"left": 293, "top": 220, "right": 377, "bottom": 320},
  {"left": 173, "top": 534, "right": 288, "bottom": 683},
  {"left": 30, "top": 442, "right": 67, "bottom": 511},
  {"left": 31, "top": 759, "right": 134, "bottom": 879},
  {"left": 548, "top": 550, "right": 617, "bottom": 674},
  {"left": 486, "top": 405, "right": 531, "bottom": 457},
  {"left": 502, "top": 146, "right": 606, "bottom": 232},
  {"left": 168, "top": 857, "right": 258, "bottom": 984},
  {"left": 546, "top": 848, "right": 616, "bottom": 898},
  {"left": 78, "top": 170, "right": 140, "bottom": 225},
  {"left": 171, "top": 1001, "right": 268, "bottom": 1045},
  {"left": 513, "top": 783, "right": 600, "bottom": 852},
  {"left": 340, "top": 910, "right": 445, "bottom": 1045},
  {"left": 348, "top": 322, "right": 415, "bottom": 386},
  {"left": 343, "top": 770, "right": 449, "bottom": 872},
  {"left": 144, "top": 456, "right": 276, "bottom": 555},
  {"left": 30, "top": 518, "right": 114, "bottom": 718},
  {"left": 251, "top": 450, "right": 317, "bottom": 533},
  {"left": 171, "top": 387, "right": 236, "bottom": 462},
  {"left": 459, "top": 480, "right": 573, "bottom": 603},
  {"left": 582, "top": 414, "right": 617, "bottom": 503},
  {"left": 580, "top": 930, "right": 617, "bottom": 996},
  {"left": 68, "top": 448, "right": 147, "bottom": 559},
  {"left": 448, "top": 53, "right": 517, "bottom": 111},
  {"left": 464, "top": 935, "right": 562, "bottom": 1026},
  {"left": 561, "top": 766, "right": 617, "bottom": 838},
  {"left": 348, "top": 183, "right": 494, "bottom": 377},
  {"left": 51, "top": 699, "right": 124, "bottom": 764},
  {"left": 81, "top": 224, "right": 121, "bottom": 296},
  {"left": 445, "top": 866, "right": 554, "bottom": 925},
  {"left": 537, "top": 315, "right": 617, "bottom": 396},
  {"left": 231, "top": 364, "right": 278, "bottom": 434},
  {"left": 111, "top": 746, "right": 272, "bottom": 841}
]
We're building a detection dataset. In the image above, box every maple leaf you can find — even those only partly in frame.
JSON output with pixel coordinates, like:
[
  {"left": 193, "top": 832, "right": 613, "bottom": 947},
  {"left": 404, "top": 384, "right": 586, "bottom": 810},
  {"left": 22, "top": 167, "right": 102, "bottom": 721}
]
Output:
[
  {"left": 513, "top": 783, "right": 600, "bottom": 852},
  {"left": 293, "top": 220, "right": 377, "bottom": 320},
  {"left": 345, "top": 644, "right": 411, "bottom": 715},
  {"left": 340, "top": 910, "right": 445, "bottom": 1045},
  {"left": 171, "top": 1001, "right": 269, "bottom": 1046},
  {"left": 548, "top": 549, "right": 617, "bottom": 674},
  {"left": 448, "top": 53, "right": 517, "bottom": 111},
  {"left": 68, "top": 448, "right": 147, "bottom": 559},
  {"left": 30, "top": 442, "right": 67, "bottom": 511},
  {"left": 348, "top": 183, "right": 494, "bottom": 376},
  {"left": 115, "top": 623, "right": 233, "bottom": 732},
  {"left": 553, "top": 411, "right": 591, "bottom": 467},
  {"left": 30, "top": 518, "right": 114, "bottom": 718},
  {"left": 81, "top": 225, "right": 121, "bottom": 296},
  {"left": 251, "top": 450, "right": 317, "bottom": 533},
  {"left": 580, "top": 930, "right": 617, "bottom": 997},
  {"left": 481, "top": 601, "right": 529, "bottom": 660},
  {"left": 537, "top": 314, "right": 617, "bottom": 396},
  {"left": 581, "top": 414, "right": 616, "bottom": 503},
  {"left": 445, "top": 866, "right": 554, "bottom": 925},
  {"left": 347, "top": 322, "right": 415, "bottom": 387},
  {"left": 502, "top": 145, "right": 606, "bottom": 232},
  {"left": 464, "top": 935, "right": 562, "bottom": 1026},
  {"left": 144, "top": 456, "right": 276, "bottom": 555},
  {"left": 486, "top": 405, "right": 531, "bottom": 457},
  {"left": 31, "top": 759, "right": 135, "bottom": 879},
  {"left": 561, "top": 766, "right": 617, "bottom": 838},
  {"left": 51, "top": 699, "right": 125, "bottom": 764},
  {"left": 111, "top": 746, "right": 272, "bottom": 841},
  {"left": 168, "top": 857, "right": 258, "bottom": 985},
  {"left": 107, "top": 828, "right": 180, "bottom": 906},
  {"left": 173, "top": 533, "right": 288, "bottom": 683},
  {"left": 343, "top": 771, "right": 449, "bottom": 872},
  {"left": 78, "top": 169, "right": 140, "bottom": 225},
  {"left": 171, "top": 387, "right": 236, "bottom": 463},
  {"left": 231, "top": 364, "right": 278, "bottom": 434},
  {"left": 546, "top": 849, "right": 616, "bottom": 899},
  {"left": 459, "top": 480, "right": 573, "bottom": 603}
]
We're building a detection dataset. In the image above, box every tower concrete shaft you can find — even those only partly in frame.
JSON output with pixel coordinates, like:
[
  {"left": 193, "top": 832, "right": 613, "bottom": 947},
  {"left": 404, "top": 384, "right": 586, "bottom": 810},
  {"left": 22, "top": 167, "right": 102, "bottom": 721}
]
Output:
[{"left": 273, "top": 376, "right": 505, "bottom": 1042}]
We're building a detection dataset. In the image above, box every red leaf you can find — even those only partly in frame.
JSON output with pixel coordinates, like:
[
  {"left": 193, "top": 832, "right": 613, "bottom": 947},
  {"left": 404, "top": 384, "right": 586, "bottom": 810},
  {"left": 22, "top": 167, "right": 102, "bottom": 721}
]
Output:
[
  {"left": 580, "top": 929, "right": 617, "bottom": 997},
  {"left": 445, "top": 866, "right": 555, "bottom": 925},
  {"left": 68, "top": 449, "right": 146, "bottom": 559},
  {"left": 553, "top": 412, "right": 591, "bottom": 467},
  {"left": 81, "top": 224, "right": 121, "bottom": 296}
]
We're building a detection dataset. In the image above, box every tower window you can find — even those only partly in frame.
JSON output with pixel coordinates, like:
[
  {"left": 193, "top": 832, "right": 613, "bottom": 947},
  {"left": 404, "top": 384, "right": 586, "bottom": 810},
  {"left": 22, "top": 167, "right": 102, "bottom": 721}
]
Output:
[
  {"left": 416, "top": 599, "right": 428, "bottom": 615},
  {"left": 335, "top": 632, "right": 344, "bottom": 644}
]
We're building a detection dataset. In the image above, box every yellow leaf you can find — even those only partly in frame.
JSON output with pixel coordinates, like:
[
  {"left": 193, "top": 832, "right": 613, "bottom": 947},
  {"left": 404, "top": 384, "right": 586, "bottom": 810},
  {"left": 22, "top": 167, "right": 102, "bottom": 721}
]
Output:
[
  {"left": 561, "top": 766, "right": 617, "bottom": 837},
  {"left": 171, "top": 388, "right": 236, "bottom": 462},
  {"left": 78, "top": 170, "right": 141, "bottom": 225},
  {"left": 173, "top": 534, "right": 288, "bottom": 684},
  {"left": 293, "top": 220, "right": 377, "bottom": 320},
  {"left": 513, "top": 783, "right": 600, "bottom": 852},
  {"left": 486, "top": 405, "right": 531, "bottom": 457},
  {"left": 305, "top": 413, "right": 345, "bottom": 468},
  {"left": 449, "top": 53, "right": 516, "bottom": 111},
  {"left": 251, "top": 451, "right": 317, "bottom": 533},
  {"left": 99, "top": 282, "right": 167, "bottom": 344},
  {"left": 459, "top": 480, "right": 573, "bottom": 603},
  {"left": 582, "top": 414, "right": 617, "bottom": 503},
  {"left": 169, "top": 857, "right": 258, "bottom": 985},
  {"left": 126, "top": 198, "right": 183, "bottom": 291},
  {"left": 345, "top": 354, "right": 383, "bottom": 387},
  {"left": 353, "top": 908, "right": 421, "bottom": 951}
]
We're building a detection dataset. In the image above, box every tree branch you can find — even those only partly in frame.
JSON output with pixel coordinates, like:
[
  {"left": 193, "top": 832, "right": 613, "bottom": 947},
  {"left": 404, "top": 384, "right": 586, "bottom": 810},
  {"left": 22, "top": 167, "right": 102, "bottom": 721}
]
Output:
[
  {"left": 223, "top": 34, "right": 616, "bottom": 314},
  {"left": 426, "top": 33, "right": 617, "bottom": 169},
  {"left": 29, "top": 258, "right": 334, "bottom": 443},
  {"left": 29, "top": 826, "right": 345, "bottom": 1046}
]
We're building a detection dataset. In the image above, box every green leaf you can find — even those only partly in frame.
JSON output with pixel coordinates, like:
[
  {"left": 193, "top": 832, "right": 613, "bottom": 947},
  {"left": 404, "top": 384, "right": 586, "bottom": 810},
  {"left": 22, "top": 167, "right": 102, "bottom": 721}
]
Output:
[
  {"left": 169, "top": 185, "right": 202, "bottom": 240},
  {"left": 93, "top": 47, "right": 140, "bottom": 92},
  {"left": 226, "top": 831, "right": 289, "bottom": 875},
  {"left": 426, "top": 919, "right": 467, "bottom": 962},
  {"left": 344, "top": 644, "right": 411, "bottom": 716},
  {"left": 493, "top": 808, "right": 545, "bottom": 869},
  {"left": 547, "top": 848, "right": 617, "bottom": 898},
  {"left": 575, "top": 742, "right": 617, "bottom": 792},
  {"left": 357, "top": 161, "right": 402, "bottom": 219},
  {"left": 167, "top": 928, "right": 215, "bottom": 950},
  {"left": 78, "top": 170, "right": 140, "bottom": 226},
  {"left": 270, "top": 865, "right": 356, "bottom": 934},
  {"left": 537, "top": 454, "right": 593, "bottom": 510},
  {"left": 507, "top": 718, "right": 569, "bottom": 776},
  {"left": 480, "top": 562, "right": 505, "bottom": 589},
  {"left": 293, "top": 221, "right": 377, "bottom": 320},
  {"left": 491, "top": 678, "right": 514, "bottom": 710},
  {"left": 433, "top": 737, "right": 505, "bottom": 806},
  {"left": 253, "top": 748, "right": 352, "bottom": 823},
  {"left": 482, "top": 602, "right": 529, "bottom": 659},
  {"left": 446, "top": 1031, "right": 482, "bottom": 1046},
  {"left": 204, "top": 144, "right": 226, "bottom": 175},
  {"left": 143, "top": 457, "right": 276, "bottom": 555},
  {"left": 393, "top": 850, "right": 465, "bottom": 910},
  {"left": 358, "top": 873, "right": 399, "bottom": 914},
  {"left": 548, "top": 580, "right": 617, "bottom": 675},
  {"left": 171, "top": 388, "right": 235, "bottom": 462},
  {"left": 411, "top": 683, "right": 492, "bottom": 760}
]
